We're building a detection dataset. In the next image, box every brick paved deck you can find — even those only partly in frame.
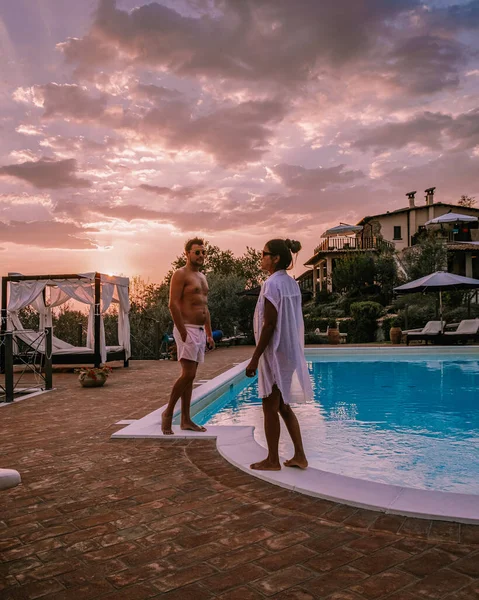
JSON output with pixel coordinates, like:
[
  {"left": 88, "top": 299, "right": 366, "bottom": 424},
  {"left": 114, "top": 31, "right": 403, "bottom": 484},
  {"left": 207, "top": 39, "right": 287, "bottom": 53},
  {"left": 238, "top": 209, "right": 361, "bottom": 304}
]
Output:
[{"left": 1, "top": 346, "right": 478, "bottom": 599}]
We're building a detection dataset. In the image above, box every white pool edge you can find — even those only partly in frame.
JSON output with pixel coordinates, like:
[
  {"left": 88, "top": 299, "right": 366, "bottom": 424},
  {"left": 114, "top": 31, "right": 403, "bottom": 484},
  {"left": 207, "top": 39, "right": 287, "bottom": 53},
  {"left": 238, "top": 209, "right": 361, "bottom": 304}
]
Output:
[
  {"left": 0, "top": 388, "right": 55, "bottom": 408},
  {"left": 112, "top": 348, "right": 479, "bottom": 524}
]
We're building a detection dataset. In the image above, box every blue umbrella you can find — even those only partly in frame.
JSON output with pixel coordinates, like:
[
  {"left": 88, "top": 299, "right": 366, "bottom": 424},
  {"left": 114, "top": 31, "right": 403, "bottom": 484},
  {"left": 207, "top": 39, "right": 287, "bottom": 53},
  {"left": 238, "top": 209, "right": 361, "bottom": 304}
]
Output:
[{"left": 321, "top": 223, "right": 363, "bottom": 238}]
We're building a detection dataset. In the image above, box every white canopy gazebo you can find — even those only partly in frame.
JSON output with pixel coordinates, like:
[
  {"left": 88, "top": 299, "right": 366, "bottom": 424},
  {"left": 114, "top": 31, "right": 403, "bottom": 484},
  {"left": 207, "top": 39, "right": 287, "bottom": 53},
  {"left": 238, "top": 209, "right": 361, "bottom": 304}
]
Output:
[{"left": 1, "top": 272, "right": 130, "bottom": 367}]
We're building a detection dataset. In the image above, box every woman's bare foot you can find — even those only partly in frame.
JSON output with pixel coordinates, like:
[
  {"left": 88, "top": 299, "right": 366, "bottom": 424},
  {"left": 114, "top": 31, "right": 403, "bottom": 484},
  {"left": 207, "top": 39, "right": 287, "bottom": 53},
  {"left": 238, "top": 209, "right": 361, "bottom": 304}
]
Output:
[
  {"left": 161, "top": 413, "right": 174, "bottom": 435},
  {"left": 180, "top": 420, "right": 207, "bottom": 432},
  {"left": 250, "top": 459, "right": 281, "bottom": 471},
  {"left": 284, "top": 455, "right": 308, "bottom": 469}
]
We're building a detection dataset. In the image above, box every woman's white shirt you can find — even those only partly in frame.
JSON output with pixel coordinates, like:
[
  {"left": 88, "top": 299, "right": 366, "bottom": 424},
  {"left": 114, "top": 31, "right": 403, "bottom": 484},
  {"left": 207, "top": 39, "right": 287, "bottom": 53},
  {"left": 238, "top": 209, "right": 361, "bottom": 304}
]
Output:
[{"left": 253, "top": 270, "right": 313, "bottom": 404}]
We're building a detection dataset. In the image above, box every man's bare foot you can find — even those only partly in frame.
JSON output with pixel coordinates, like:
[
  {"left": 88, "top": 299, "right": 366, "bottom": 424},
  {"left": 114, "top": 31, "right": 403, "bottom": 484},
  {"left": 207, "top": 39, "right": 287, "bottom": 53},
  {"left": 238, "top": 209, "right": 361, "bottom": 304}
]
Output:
[
  {"left": 180, "top": 421, "right": 207, "bottom": 432},
  {"left": 161, "top": 413, "right": 174, "bottom": 435},
  {"left": 250, "top": 459, "right": 281, "bottom": 471},
  {"left": 284, "top": 455, "right": 308, "bottom": 469}
]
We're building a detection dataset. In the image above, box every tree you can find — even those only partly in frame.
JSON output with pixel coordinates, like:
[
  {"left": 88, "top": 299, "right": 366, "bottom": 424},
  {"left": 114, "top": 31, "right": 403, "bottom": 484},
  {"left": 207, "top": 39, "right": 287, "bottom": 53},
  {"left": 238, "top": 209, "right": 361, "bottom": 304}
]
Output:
[
  {"left": 164, "top": 242, "right": 265, "bottom": 288},
  {"left": 162, "top": 243, "right": 265, "bottom": 336},
  {"left": 402, "top": 232, "right": 447, "bottom": 280},
  {"left": 234, "top": 247, "right": 266, "bottom": 289},
  {"left": 375, "top": 251, "right": 400, "bottom": 302},
  {"left": 458, "top": 194, "right": 476, "bottom": 208},
  {"left": 207, "top": 273, "right": 247, "bottom": 335},
  {"left": 332, "top": 254, "right": 376, "bottom": 295},
  {"left": 110, "top": 276, "right": 173, "bottom": 358},
  {"left": 53, "top": 305, "right": 87, "bottom": 346}
]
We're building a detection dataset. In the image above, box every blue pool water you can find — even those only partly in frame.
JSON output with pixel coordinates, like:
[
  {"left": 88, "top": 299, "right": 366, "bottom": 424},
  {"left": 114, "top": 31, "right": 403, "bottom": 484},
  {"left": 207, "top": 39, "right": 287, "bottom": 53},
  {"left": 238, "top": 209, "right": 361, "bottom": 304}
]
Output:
[{"left": 195, "top": 353, "right": 479, "bottom": 494}]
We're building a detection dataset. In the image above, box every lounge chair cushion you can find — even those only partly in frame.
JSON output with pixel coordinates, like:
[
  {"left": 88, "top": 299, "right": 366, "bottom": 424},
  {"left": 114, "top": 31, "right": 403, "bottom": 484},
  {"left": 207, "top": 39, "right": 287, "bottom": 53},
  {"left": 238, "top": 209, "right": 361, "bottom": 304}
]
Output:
[
  {"left": 444, "top": 319, "right": 479, "bottom": 336},
  {"left": 407, "top": 321, "right": 442, "bottom": 337}
]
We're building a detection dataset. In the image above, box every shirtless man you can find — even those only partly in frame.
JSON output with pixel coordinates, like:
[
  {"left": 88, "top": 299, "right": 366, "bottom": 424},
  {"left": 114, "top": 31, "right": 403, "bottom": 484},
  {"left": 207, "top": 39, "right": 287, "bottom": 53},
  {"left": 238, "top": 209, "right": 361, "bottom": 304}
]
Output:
[{"left": 161, "top": 238, "right": 215, "bottom": 435}]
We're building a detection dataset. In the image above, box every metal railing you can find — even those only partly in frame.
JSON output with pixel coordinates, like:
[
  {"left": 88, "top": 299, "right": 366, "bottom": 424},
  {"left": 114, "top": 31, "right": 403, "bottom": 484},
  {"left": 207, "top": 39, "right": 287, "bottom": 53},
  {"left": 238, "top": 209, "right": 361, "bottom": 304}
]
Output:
[
  {"left": 314, "top": 237, "right": 394, "bottom": 254},
  {"left": 412, "top": 230, "right": 478, "bottom": 246},
  {"left": 0, "top": 328, "right": 53, "bottom": 403}
]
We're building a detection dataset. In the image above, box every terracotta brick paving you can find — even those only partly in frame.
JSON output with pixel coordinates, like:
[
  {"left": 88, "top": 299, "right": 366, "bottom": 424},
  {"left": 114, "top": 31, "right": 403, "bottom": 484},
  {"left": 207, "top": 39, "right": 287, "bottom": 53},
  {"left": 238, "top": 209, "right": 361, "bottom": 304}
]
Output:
[{"left": 1, "top": 346, "right": 478, "bottom": 599}]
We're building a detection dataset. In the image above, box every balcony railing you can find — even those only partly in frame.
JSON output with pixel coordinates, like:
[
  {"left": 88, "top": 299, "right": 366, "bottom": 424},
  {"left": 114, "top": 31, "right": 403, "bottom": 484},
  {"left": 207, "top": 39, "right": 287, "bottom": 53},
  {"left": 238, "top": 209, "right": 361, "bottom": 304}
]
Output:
[
  {"left": 411, "top": 230, "right": 478, "bottom": 246},
  {"left": 313, "top": 236, "right": 394, "bottom": 254}
]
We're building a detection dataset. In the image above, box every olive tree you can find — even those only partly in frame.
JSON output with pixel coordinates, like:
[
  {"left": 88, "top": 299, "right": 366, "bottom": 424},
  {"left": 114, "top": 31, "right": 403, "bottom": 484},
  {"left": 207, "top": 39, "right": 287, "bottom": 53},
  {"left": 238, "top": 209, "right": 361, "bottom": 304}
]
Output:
[{"left": 402, "top": 233, "right": 447, "bottom": 280}]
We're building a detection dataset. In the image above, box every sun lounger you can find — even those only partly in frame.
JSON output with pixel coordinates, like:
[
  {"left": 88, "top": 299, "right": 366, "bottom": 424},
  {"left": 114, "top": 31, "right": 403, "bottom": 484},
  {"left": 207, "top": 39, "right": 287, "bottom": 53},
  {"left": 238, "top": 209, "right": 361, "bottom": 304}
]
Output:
[
  {"left": 12, "top": 329, "right": 127, "bottom": 366},
  {"left": 406, "top": 321, "right": 443, "bottom": 345},
  {"left": 314, "top": 328, "right": 348, "bottom": 343},
  {"left": 442, "top": 319, "right": 479, "bottom": 344}
]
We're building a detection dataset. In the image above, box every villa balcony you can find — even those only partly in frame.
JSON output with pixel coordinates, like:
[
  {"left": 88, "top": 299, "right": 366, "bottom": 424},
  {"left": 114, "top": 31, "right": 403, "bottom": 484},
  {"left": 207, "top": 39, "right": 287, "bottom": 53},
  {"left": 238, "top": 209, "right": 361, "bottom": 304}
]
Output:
[
  {"left": 412, "top": 229, "right": 479, "bottom": 246},
  {"left": 313, "top": 236, "right": 394, "bottom": 254}
]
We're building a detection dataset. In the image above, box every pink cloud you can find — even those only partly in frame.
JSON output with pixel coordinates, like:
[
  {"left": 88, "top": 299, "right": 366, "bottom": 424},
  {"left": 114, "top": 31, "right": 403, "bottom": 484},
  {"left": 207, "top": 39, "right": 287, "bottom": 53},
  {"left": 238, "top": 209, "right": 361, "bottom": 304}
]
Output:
[
  {"left": 0, "top": 220, "right": 99, "bottom": 249},
  {"left": 353, "top": 108, "right": 479, "bottom": 153},
  {"left": 33, "top": 83, "right": 108, "bottom": 121},
  {"left": 20, "top": 78, "right": 287, "bottom": 166},
  {"left": 382, "top": 35, "right": 467, "bottom": 95},
  {"left": 273, "top": 163, "right": 365, "bottom": 191},
  {"left": 60, "top": 0, "right": 420, "bottom": 86},
  {"left": 0, "top": 158, "right": 91, "bottom": 189},
  {"left": 139, "top": 184, "right": 203, "bottom": 199}
]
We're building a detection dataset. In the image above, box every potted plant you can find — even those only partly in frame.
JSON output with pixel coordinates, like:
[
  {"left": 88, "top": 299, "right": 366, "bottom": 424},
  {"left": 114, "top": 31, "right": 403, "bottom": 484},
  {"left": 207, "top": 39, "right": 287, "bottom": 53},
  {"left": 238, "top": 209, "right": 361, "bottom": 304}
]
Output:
[
  {"left": 327, "top": 319, "right": 340, "bottom": 345},
  {"left": 76, "top": 365, "right": 112, "bottom": 388},
  {"left": 389, "top": 318, "right": 402, "bottom": 345}
]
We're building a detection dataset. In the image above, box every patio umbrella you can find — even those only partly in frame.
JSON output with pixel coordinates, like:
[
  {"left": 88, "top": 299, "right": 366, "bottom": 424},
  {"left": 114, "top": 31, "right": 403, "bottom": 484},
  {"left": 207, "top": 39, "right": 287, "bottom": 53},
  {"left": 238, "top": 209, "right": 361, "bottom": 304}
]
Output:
[
  {"left": 394, "top": 271, "right": 479, "bottom": 331},
  {"left": 425, "top": 212, "right": 478, "bottom": 226},
  {"left": 321, "top": 223, "right": 363, "bottom": 238}
]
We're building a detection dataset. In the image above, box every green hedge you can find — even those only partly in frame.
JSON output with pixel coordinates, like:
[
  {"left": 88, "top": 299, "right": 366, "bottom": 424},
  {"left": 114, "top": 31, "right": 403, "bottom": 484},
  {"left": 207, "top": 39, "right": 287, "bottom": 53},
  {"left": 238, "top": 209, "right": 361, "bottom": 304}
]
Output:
[{"left": 349, "top": 301, "right": 383, "bottom": 343}]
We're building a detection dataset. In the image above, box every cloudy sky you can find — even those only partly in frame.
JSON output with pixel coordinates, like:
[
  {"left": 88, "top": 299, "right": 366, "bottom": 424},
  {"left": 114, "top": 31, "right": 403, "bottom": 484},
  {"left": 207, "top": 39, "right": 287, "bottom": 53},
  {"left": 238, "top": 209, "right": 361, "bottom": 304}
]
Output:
[{"left": 1, "top": 0, "right": 479, "bottom": 281}]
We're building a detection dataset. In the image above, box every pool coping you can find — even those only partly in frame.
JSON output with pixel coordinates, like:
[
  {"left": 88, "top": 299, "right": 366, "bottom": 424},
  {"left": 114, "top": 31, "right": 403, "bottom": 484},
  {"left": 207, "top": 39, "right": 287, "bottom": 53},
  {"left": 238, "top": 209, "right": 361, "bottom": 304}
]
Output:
[{"left": 112, "top": 347, "right": 479, "bottom": 524}]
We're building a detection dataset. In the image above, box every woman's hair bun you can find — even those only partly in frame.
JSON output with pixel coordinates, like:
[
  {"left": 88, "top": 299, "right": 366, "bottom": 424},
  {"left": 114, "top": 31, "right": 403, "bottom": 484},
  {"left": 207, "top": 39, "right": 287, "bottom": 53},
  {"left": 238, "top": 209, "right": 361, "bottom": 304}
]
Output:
[{"left": 285, "top": 239, "right": 302, "bottom": 254}]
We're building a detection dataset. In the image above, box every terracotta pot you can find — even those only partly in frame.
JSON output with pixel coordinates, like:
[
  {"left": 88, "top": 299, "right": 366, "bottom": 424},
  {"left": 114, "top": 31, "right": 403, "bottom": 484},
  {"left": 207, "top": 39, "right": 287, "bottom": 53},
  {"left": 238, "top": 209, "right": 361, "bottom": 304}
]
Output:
[
  {"left": 389, "top": 326, "right": 402, "bottom": 345},
  {"left": 327, "top": 328, "right": 340, "bottom": 345},
  {"left": 79, "top": 372, "right": 107, "bottom": 387}
]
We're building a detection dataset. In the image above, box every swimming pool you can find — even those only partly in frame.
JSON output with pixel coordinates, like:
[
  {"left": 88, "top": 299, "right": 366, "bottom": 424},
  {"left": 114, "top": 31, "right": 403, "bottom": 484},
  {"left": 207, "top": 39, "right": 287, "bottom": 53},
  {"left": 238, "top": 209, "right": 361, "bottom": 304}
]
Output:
[{"left": 192, "top": 350, "right": 479, "bottom": 495}]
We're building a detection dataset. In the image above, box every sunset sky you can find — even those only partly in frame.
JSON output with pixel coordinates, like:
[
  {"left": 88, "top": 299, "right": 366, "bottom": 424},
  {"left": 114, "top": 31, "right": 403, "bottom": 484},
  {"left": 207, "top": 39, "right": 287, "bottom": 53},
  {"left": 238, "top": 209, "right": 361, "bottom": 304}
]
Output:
[{"left": 1, "top": 0, "right": 479, "bottom": 282}]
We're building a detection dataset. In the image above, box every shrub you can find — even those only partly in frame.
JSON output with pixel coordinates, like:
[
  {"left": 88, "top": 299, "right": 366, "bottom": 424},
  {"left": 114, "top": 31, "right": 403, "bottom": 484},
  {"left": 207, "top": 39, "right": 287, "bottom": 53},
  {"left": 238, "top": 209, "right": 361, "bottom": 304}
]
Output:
[
  {"left": 303, "top": 314, "right": 329, "bottom": 332},
  {"left": 349, "top": 301, "right": 384, "bottom": 343},
  {"left": 401, "top": 304, "right": 436, "bottom": 330},
  {"left": 350, "top": 301, "right": 384, "bottom": 321},
  {"left": 338, "top": 318, "right": 353, "bottom": 339},
  {"left": 315, "top": 305, "right": 345, "bottom": 319},
  {"left": 381, "top": 317, "right": 393, "bottom": 338},
  {"left": 315, "top": 288, "right": 332, "bottom": 305},
  {"left": 443, "top": 307, "right": 471, "bottom": 325}
]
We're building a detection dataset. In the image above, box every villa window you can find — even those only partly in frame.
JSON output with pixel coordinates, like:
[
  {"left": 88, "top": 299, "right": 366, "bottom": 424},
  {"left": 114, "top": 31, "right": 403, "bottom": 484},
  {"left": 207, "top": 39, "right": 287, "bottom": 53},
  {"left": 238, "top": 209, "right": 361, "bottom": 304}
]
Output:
[{"left": 393, "top": 226, "right": 402, "bottom": 240}]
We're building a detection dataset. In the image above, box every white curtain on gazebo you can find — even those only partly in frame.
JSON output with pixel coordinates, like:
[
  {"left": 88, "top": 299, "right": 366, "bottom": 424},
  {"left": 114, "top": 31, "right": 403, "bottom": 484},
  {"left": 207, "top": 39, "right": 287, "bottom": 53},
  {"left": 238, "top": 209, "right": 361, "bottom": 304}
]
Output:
[{"left": 116, "top": 284, "right": 131, "bottom": 360}]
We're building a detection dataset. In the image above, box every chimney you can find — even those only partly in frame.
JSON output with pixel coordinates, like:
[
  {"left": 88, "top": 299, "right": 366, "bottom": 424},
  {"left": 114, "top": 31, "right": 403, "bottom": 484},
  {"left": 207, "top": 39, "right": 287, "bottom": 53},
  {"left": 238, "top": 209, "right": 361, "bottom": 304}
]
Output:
[
  {"left": 406, "top": 191, "right": 417, "bottom": 208},
  {"left": 425, "top": 187, "right": 436, "bottom": 206}
]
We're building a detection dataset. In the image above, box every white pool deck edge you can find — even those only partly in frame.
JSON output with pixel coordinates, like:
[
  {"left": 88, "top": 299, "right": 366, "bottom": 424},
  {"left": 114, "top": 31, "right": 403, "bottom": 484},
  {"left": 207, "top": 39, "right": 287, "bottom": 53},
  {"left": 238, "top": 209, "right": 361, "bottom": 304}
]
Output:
[
  {"left": 0, "top": 388, "right": 54, "bottom": 408},
  {"left": 112, "top": 347, "right": 479, "bottom": 524}
]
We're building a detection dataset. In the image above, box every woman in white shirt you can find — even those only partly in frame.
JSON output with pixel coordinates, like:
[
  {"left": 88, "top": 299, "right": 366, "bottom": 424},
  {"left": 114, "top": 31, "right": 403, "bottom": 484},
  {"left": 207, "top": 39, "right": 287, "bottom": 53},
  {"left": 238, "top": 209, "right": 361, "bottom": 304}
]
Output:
[{"left": 246, "top": 239, "right": 313, "bottom": 471}]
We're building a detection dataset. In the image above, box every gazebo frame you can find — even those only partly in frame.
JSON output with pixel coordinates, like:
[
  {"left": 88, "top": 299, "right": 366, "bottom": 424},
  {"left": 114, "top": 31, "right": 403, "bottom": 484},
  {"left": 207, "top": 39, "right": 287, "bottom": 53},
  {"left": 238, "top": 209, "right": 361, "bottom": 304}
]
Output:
[{"left": 1, "top": 272, "right": 128, "bottom": 369}]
